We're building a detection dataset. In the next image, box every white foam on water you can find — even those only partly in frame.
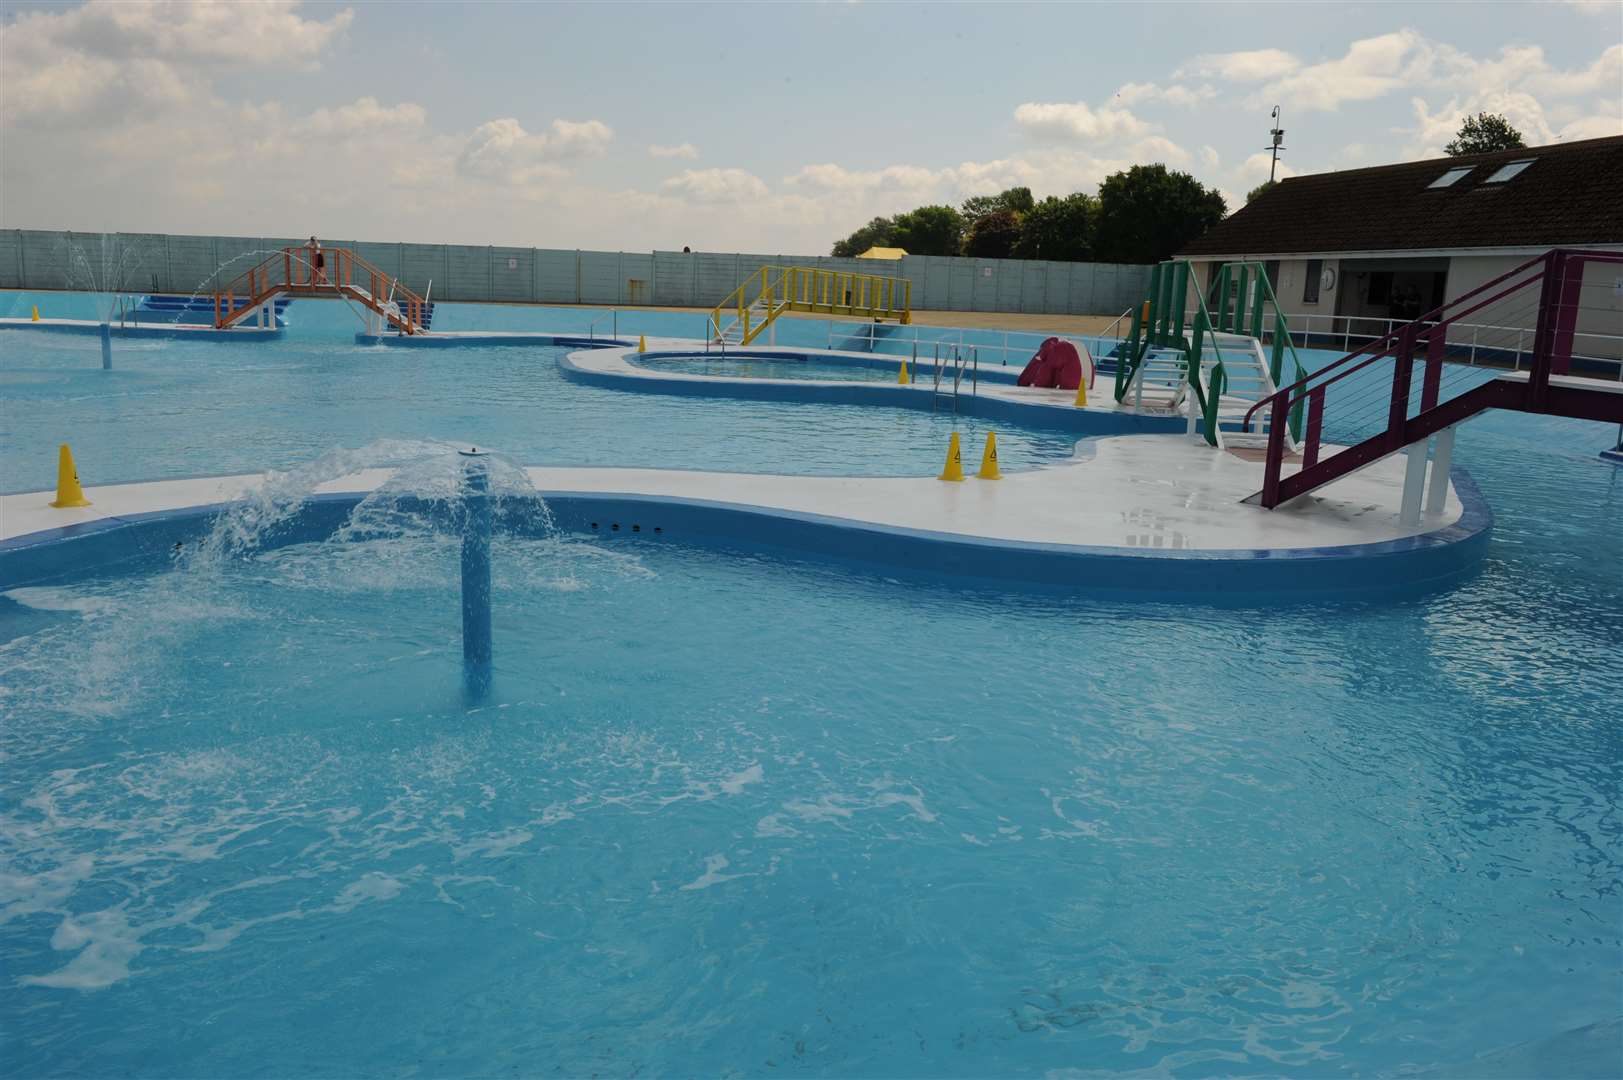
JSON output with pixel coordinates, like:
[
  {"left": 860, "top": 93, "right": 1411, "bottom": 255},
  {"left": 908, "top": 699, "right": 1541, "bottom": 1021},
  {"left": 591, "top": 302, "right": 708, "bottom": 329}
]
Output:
[
  {"left": 678, "top": 853, "right": 748, "bottom": 891},
  {"left": 332, "top": 871, "right": 406, "bottom": 912},
  {"left": 719, "top": 763, "right": 764, "bottom": 795},
  {"left": 2, "top": 587, "right": 116, "bottom": 617},
  {"left": 18, "top": 907, "right": 142, "bottom": 991}
]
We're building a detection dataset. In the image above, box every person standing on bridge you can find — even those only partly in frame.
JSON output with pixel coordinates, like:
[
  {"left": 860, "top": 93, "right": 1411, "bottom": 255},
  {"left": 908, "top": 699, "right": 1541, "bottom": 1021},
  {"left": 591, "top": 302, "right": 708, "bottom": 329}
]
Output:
[{"left": 308, "top": 236, "right": 327, "bottom": 285}]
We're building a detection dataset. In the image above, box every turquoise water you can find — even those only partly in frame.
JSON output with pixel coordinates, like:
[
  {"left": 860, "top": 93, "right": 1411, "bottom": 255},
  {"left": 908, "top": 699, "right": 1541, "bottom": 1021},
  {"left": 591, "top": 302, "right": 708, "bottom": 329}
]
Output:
[
  {"left": 2, "top": 293, "right": 1621, "bottom": 1077},
  {"left": 0, "top": 322, "right": 1079, "bottom": 495}
]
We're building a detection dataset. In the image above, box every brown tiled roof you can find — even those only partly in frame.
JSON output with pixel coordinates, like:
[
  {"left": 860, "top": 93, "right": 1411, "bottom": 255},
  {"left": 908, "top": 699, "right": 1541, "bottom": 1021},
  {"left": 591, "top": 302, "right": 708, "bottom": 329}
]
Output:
[{"left": 1181, "top": 135, "right": 1623, "bottom": 257}]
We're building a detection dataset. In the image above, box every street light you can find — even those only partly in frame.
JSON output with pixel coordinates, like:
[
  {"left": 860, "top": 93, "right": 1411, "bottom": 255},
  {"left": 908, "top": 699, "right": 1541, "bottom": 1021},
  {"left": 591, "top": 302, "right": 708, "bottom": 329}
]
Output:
[{"left": 1267, "top": 106, "right": 1286, "bottom": 182}]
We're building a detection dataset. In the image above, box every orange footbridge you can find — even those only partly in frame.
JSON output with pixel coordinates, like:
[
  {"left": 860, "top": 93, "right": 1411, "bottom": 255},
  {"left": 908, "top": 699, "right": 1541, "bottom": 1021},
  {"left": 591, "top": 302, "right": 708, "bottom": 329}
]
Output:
[{"left": 213, "top": 246, "right": 429, "bottom": 334}]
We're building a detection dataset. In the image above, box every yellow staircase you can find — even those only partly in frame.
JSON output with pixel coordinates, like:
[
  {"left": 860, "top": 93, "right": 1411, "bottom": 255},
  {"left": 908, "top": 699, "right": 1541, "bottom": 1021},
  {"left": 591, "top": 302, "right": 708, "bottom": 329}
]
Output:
[{"left": 711, "top": 265, "right": 911, "bottom": 346}]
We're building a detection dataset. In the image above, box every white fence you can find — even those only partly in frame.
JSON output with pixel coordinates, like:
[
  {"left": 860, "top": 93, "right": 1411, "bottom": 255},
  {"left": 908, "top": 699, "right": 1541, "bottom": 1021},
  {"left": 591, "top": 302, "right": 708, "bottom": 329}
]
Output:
[{"left": 0, "top": 229, "right": 1152, "bottom": 317}]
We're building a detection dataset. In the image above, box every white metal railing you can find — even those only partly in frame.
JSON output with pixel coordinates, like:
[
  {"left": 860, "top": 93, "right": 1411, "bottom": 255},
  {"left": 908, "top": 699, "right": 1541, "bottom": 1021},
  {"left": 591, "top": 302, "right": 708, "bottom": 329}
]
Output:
[
  {"left": 1265, "top": 309, "right": 1623, "bottom": 381},
  {"left": 827, "top": 319, "right": 1115, "bottom": 378}
]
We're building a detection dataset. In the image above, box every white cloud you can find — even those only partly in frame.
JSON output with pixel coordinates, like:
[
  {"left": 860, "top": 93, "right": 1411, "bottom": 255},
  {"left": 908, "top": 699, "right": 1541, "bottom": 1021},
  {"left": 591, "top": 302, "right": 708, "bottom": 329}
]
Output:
[
  {"left": 299, "top": 97, "right": 426, "bottom": 138},
  {"left": 1013, "top": 101, "right": 1150, "bottom": 142},
  {"left": 661, "top": 168, "right": 770, "bottom": 203},
  {"left": 784, "top": 163, "right": 942, "bottom": 193},
  {"left": 1258, "top": 29, "right": 1437, "bottom": 112},
  {"left": 1175, "top": 48, "right": 1300, "bottom": 82},
  {"left": 0, "top": 0, "right": 354, "bottom": 124},
  {"left": 455, "top": 118, "right": 613, "bottom": 184},
  {"left": 649, "top": 143, "right": 700, "bottom": 160},
  {"left": 1114, "top": 82, "right": 1217, "bottom": 107},
  {"left": 1240, "top": 152, "right": 1297, "bottom": 183},
  {"left": 1200, "top": 145, "right": 1221, "bottom": 170}
]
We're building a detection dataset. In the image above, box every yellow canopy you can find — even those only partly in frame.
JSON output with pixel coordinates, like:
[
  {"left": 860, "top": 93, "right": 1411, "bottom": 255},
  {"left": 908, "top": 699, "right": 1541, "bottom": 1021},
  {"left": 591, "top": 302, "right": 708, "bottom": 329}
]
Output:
[{"left": 856, "top": 246, "right": 907, "bottom": 260}]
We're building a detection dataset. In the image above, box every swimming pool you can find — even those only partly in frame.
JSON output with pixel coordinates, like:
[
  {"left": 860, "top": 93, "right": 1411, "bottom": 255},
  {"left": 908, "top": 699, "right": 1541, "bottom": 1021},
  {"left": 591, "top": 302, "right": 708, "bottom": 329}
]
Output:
[{"left": 2, "top": 292, "right": 1620, "bottom": 1077}]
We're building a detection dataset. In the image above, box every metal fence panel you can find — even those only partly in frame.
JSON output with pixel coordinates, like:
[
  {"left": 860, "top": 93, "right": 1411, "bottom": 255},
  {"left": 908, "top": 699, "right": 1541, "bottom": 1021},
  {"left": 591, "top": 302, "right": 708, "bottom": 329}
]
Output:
[
  {"left": 442, "top": 244, "right": 486, "bottom": 302},
  {"left": 651, "top": 250, "right": 691, "bottom": 306},
  {"left": 353, "top": 242, "right": 402, "bottom": 281},
  {"left": 694, "top": 252, "right": 740, "bottom": 306},
  {"left": 398, "top": 244, "right": 443, "bottom": 299},
  {"left": 578, "top": 250, "right": 620, "bottom": 305},
  {"left": 3, "top": 228, "right": 1150, "bottom": 316},
  {"left": 488, "top": 246, "right": 532, "bottom": 303},
  {"left": 619, "top": 252, "right": 655, "bottom": 305},
  {"left": 534, "top": 248, "right": 576, "bottom": 303},
  {"left": 0, "top": 231, "right": 22, "bottom": 288}
]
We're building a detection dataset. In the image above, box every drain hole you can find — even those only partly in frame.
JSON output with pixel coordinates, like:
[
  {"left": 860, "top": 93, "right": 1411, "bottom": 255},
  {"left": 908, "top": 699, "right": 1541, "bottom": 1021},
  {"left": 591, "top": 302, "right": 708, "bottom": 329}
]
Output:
[
  {"left": 589, "top": 521, "right": 598, "bottom": 530},
  {"left": 611, "top": 523, "right": 620, "bottom": 531},
  {"left": 653, "top": 526, "right": 662, "bottom": 534},
  {"left": 632, "top": 524, "right": 641, "bottom": 532}
]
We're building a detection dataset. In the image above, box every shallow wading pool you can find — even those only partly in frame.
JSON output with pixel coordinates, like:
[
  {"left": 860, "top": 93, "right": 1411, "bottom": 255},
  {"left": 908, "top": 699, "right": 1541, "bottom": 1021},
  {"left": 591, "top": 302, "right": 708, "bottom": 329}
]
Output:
[{"left": 0, "top": 292, "right": 1620, "bottom": 1076}]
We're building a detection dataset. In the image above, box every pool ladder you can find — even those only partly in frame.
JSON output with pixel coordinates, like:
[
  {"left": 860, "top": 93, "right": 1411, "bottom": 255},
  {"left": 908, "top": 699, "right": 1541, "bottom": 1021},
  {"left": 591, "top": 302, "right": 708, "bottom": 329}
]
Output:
[{"left": 930, "top": 344, "right": 977, "bottom": 413}]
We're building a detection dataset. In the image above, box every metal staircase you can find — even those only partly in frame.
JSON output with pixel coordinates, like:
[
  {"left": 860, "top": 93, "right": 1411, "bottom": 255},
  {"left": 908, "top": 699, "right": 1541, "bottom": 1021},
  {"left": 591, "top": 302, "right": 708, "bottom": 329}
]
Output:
[
  {"left": 213, "top": 246, "right": 430, "bottom": 335},
  {"left": 712, "top": 265, "right": 911, "bottom": 347},
  {"left": 1244, "top": 248, "right": 1623, "bottom": 511},
  {"left": 1116, "top": 259, "right": 1307, "bottom": 452}
]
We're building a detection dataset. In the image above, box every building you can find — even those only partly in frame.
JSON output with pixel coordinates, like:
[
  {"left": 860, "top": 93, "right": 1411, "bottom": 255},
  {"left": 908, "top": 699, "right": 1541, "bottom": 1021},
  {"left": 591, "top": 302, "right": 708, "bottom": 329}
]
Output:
[{"left": 1179, "top": 135, "right": 1623, "bottom": 363}]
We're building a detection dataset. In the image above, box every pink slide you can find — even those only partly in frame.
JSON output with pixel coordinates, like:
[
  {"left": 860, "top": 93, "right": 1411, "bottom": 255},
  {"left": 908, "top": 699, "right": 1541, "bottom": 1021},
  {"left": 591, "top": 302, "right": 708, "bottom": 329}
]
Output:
[{"left": 1017, "top": 337, "right": 1085, "bottom": 390}]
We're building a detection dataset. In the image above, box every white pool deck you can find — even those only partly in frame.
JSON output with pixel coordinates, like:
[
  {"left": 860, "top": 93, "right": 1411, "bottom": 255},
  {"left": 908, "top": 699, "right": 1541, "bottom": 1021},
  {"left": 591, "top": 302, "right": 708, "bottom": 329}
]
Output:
[{"left": 1, "top": 434, "right": 1461, "bottom": 555}]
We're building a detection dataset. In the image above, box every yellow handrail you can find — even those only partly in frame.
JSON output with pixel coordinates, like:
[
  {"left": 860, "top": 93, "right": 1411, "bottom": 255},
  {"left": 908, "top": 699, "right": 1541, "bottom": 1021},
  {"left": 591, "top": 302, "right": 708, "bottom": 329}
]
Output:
[{"left": 711, "top": 264, "right": 912, "bottom": 345}]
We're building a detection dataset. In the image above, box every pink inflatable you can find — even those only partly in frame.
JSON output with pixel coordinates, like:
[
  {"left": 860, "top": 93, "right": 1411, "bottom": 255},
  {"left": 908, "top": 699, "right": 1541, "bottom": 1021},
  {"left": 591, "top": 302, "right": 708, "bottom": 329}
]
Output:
[{"left": 1017, "top": 337, "right": 1083, "bottom": 390}]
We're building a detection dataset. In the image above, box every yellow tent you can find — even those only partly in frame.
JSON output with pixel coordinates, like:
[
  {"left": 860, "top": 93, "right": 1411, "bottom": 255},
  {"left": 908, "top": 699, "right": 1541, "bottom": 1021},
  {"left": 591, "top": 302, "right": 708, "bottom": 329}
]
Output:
[{"left": 856, "top": 246, "right": 907, "bottom": 260}]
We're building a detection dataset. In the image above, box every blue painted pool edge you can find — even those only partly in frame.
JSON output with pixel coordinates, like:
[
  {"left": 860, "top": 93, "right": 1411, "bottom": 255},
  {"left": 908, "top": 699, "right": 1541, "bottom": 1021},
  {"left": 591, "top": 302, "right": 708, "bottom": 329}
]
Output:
[
  {"left": 0, "top": 321, "right": 284, "bottom": 342},
  {"left": 560, "top": 349, "right": 1184, "bottom": 437},
  {"left": 0, "top": 468, "right": 1492, "bottom": 602},
  {"left": 355, "top": 332, "right": 633, "bottom": 348}
]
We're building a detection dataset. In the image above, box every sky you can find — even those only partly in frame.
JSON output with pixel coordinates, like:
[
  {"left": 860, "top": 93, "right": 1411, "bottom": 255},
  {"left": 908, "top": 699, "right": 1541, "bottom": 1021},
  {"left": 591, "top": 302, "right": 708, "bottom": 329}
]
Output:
[{"left": 2, "top": 0, "right": 1620, "bottom": 254}]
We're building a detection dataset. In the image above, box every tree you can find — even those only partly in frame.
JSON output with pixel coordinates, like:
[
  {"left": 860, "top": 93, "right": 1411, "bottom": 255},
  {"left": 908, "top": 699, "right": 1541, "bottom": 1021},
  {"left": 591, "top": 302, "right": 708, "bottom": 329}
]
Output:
[
  {"left": 1013, "top": 193, "right": 1096, "bottom": 261},
  {"left": 963, "top": 209, "right": 1022, "bottom": 259},
  {"left": 960, "top": 186, "right": 1035, "bottom": 230},
  {"left": 1445, "top": 113, "right": 1527, "bottom": 156},
  {"left": 831, "top": 216, "right": 896, "bottom": 258},
  {"left": 1092, "top": 164, "right": 1227, "bottom": 264},
  {"left": 889, "top": 205, "right": 964, "bottom": 257},
  {"left": 1245, "top": 180, "right": 1277, "bottom": 204}
]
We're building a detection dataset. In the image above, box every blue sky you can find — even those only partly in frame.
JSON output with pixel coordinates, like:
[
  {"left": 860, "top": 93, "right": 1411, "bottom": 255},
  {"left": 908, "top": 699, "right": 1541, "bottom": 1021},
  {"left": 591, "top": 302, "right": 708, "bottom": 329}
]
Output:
[{"left": 3, "top": 1, "right": 1619, "bottom": 252}]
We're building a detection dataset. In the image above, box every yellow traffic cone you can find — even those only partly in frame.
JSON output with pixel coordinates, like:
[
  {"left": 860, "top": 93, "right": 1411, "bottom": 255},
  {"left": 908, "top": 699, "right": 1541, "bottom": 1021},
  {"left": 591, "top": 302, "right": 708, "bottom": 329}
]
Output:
[
  {"left": 638, "top": 334, "right": 647, "bottom": 352},
  {"left": 977, "top": 432, "right": 1001, "bottom": 479},
  {"left": 31, "top": 305, "right": 40, "bottom": 322},
  {"left": 898, "top": 359, "right": 910, "bottom": 385},
  {"left": 939, "top": 432, "right": 965, "bottom": 482},
  {"left": 1074, "top": 378, "right": 1088, "bottom": 407},
  {"left": 50, "top": 444, "right": 91, "bottom": 508}
]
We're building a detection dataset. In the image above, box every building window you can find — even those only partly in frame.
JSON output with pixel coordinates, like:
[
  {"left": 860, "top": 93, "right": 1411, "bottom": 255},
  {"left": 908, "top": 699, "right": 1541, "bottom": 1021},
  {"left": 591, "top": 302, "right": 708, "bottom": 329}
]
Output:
[
  {"left": 1303, "top": 259, "right": 1323, "bottom": 304},
  {"left": 1427, "top": 166, "right": 1473, "bottom": 189},
  {"left": 1264, "top": 261, "right": 1280, "bottom": 294},
  {"left": 1484, "top": 159, "right": 1535, "bottom": 183}
]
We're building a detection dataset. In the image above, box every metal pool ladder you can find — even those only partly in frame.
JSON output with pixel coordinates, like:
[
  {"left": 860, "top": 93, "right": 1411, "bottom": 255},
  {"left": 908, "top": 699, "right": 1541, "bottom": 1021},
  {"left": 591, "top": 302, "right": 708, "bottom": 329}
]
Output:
[{"left": 931, "top": 344, "right": 977, "bottom": 413}]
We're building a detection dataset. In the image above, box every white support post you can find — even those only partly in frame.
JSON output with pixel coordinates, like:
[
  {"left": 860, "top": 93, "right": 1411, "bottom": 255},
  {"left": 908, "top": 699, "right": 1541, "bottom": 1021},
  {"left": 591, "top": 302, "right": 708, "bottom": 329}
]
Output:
[
  {"left": 1426, "top": 426, "right": 1455, "bottom": 514},
  {"left": 1400, "top": 439, "right": 1429, "bottom": 526}
]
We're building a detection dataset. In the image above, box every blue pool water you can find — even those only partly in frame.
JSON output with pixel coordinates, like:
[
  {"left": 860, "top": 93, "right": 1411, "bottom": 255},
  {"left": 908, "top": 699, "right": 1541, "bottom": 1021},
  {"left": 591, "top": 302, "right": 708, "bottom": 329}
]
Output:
[{"left": 2, "top": 294, "right": 1621, "bottom": 1077}]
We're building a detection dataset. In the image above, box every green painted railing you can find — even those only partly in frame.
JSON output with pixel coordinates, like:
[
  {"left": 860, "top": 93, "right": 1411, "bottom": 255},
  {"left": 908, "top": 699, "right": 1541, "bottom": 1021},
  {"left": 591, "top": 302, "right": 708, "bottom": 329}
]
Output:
[
  {"left": 1207, "top": 261, "right": 1309, "bottom": 441},
  {"left": 1115, "top": 258, "right": 1308, "bottom": 445}
]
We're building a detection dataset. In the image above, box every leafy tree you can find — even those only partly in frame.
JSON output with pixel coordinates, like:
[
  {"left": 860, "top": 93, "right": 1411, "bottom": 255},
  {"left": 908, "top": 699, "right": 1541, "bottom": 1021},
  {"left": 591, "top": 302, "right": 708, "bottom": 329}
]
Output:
[
  {"left": 890, "top": 205, "right": 964, "bottom": 257},
  {"left": 1445, "top": 113, "right": 1527, "bottom": 156},
  {"left": 1092, "top": 164, "right": 1227, "bottom": 264},
  {"left": 1245, "top": 180, "right": 1277, "bottom": 204},
  {"left": 960, "top": 186, "right": 1035, "bottom": 230},
  {"left": 963, "top": 209, "right": 1022, "bottom": 259},
  {"left": 1013, "top": 193, "right": 1096, "bottom": 261},
  {"left": 831, "top": 215, "right": 896, "bottom": 258}
]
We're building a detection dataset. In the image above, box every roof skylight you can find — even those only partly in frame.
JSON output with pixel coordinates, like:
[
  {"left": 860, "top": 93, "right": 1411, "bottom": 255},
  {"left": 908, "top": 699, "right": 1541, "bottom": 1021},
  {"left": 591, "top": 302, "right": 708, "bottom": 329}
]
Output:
[
  {"left": 1428, "top": 166, "right": 1473, "bottom": 189},
  {"left": 1484, "top": 159, "right": 1535, "bottom": 183}
]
